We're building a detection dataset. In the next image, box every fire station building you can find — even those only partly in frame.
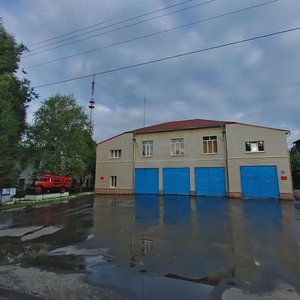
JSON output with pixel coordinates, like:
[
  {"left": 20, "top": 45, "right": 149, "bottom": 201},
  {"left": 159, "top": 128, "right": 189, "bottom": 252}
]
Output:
[{"left": 95, "top": 119, "right": 294, "bottom": 200}]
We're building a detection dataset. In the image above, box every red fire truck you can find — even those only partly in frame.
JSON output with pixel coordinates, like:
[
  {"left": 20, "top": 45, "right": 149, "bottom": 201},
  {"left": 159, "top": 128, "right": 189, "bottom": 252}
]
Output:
[{"left": 34, "top": 174, "right": 73, "bottom": 194}]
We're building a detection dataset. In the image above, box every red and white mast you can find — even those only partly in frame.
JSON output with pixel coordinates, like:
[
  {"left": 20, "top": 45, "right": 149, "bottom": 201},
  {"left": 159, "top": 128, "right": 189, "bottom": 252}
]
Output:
[{"left": 88, "top": 74, "right": 95, "bottom": 135}]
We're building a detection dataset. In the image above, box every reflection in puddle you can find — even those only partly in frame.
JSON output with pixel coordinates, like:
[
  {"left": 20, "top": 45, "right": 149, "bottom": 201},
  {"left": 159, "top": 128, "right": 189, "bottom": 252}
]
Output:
[
  {"left": 222, "top": 281, "right": 300, "bottom": 300},
  {"left": 86, "top": 260, "right": 214, "bottom": 300},
  {"left": 49, "top": 245, "right": 108, "bottom": 257},
  {"left": 89, "top": 195, "right": 300, "bottom": 299},
  {"left": 165, "top": 268, "right": 234, "bottom": 286}
]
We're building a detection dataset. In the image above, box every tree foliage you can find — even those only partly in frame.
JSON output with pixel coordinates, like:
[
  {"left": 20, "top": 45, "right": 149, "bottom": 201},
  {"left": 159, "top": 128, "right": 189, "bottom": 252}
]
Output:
[
  {"left": 26, "top": 94, "right": 96, "bottom": 184},
  {"left": 290, "top": 146, "right": 300, "bottom": 171},
  {"left": 290, "top": 146, "right": 300, "bottom": 188},
  {"left": 0, "top": 21, "right": 37, "bottom": 188}
]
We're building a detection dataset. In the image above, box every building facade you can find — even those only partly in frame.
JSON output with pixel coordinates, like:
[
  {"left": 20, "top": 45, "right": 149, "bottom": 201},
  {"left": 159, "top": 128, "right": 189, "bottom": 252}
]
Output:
[
  {"left": 18, "top": 163, "right": 34, "bottom": 191},
  {"left": 95, "top": 119, "right": 294, "bottom": 200}
]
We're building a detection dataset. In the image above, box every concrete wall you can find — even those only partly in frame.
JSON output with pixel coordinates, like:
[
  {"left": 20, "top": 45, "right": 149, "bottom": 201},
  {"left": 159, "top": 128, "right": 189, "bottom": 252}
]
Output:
[
  {"left": 95, "top": 132, "right": 134, "bottom": 194},
  {"left": 225, "top": 123, "right": 293, "bottom": 199}
]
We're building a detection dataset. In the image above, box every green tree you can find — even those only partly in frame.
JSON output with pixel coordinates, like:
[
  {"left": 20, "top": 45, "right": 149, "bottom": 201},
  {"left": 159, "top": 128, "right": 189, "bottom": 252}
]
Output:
[
  {"left": 0, "top": 21, "right": 37, "bottom": 188},
  {"left": 290, "top": 146, "right": 300, "bottom": 188},
  {"left": 290, "top": 146, "right": 300, "bottom": 170},
  {"left": 26, "top": 94, "right": 96, "bottom": 185}
]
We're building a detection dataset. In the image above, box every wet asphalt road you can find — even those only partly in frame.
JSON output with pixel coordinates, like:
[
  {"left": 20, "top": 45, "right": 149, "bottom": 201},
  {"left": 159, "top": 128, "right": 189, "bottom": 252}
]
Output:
[{"left": 0, "top": 195, "right": 300, "bottom": 299}]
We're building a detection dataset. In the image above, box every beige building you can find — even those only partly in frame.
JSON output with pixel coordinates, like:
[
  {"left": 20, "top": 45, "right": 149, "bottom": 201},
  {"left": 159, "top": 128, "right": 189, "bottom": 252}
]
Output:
[{"left": 95, "top": 119, "right": 294, "bottom": 200}]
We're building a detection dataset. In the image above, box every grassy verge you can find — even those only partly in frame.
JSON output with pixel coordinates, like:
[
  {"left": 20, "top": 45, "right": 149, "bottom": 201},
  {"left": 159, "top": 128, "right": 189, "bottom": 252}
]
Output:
[{"left": 0, "top": 194, "right": 79, "bottom": 211}]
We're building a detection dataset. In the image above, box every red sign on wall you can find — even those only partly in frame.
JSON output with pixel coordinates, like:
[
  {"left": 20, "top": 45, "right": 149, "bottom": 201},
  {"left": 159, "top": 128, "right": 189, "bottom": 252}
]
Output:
[
  {"left": 100, "top": 176, "right": 104, "bottom": 180},
  {"left": 281, "top": 176, "right": 288, "bottom": 181}
]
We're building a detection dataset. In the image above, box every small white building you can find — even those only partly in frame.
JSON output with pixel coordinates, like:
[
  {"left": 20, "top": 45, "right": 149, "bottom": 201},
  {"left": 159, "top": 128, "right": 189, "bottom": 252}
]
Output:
[
  {"left": 18, "top": 163, "right": 34, "bottom": 191},
  {"left": 95, "top": 119, "right": 294, "bottom": 200}
]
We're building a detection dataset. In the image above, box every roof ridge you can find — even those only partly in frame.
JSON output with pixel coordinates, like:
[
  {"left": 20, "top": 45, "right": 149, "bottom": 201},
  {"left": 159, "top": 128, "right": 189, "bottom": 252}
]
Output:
[{"left": 133, "top": 118, "right": 234, "bottom": 133}]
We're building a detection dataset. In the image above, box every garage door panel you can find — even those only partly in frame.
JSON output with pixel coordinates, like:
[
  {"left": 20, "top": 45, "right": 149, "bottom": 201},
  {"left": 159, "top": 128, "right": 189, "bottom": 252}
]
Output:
[
  {"left": 135, "top": 168, "right": 159, "bottom": 194},
  {"left": 240, "top": 166, "right": 279, "bottom": 199},
  {"left": 195, "top": 167, "right": 226, "bottom": 197},
  {"left": 163, "top": 168, "right": 190, "bottom": 195}
]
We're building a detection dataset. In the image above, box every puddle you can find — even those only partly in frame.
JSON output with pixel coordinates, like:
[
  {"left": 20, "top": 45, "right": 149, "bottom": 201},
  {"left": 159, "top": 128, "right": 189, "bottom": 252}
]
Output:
[
  {"left": 86, "top": 259, "right": 214, "bottom": 300},
  {"left": 0, "top": 195, "right": 300, "bottom": 299},
  {"left": 49, "top": 245, "right": 108, "bottom": 257},
  {"left": 222, "top": 281, "right": 300, "bottom": 300}
]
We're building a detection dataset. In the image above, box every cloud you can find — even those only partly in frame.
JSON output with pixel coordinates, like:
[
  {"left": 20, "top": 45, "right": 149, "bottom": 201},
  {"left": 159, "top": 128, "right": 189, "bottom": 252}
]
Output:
[
  {"left": 245, "top": 47, "right": 263, "bottom": 66},
  {"left": 1, "top": 0, "right": 300, "bottom": 146}
]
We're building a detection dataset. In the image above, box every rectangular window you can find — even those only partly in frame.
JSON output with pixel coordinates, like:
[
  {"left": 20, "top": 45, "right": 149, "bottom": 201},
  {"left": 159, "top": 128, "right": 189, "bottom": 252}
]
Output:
[
  {"left": 245, "top": 141, "right": 264, "bottom": 152},
  {"left": 110, "top": 149, "right": 121, "bottom": 158},
  {"left": 203, "top": 136, "right": 218, "bottom": 154},
  {"left": 142, "top": 141, "right": 153, "bottom": 157},
  {"left": 110, "top": 176, "right": 117, "bottom": 188},
  {"left": 171, "top": 138, "right": 184, "bottom": 156}
]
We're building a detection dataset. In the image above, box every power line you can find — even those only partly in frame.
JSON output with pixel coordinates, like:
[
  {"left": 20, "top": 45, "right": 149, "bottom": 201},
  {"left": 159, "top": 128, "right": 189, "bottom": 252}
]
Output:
[
  {"left": 25, "top": 0, "right": 216, "bottom": 56},
  {"left": 33, "top": 25, "right": 300, "bottom": 89},
  {"left": 25, "top": 0, "right": 280, "bottom": 70},
  {"left": 28, "top": 0, "right": 194, "bottom": 47},
  {"left": 28, "top": 0, "right": 212, "bottom": 52}
]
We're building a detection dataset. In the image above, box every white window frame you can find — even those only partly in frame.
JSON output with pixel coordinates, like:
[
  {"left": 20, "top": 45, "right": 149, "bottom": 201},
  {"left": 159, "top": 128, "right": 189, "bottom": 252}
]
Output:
[
  {"left": 110, "top": 149, "right": 121, "bottom": 158},
  {"left": 110, "top": 176, "right": 117, "bottom": 188},
  {"left": 203, "top": 136, "right": 218, "bottom": 154},
  {"left": 245, "top": 141, "right": 264, "bottom": 153},
  {"left": 171, "top": 138, "right": 184, "bottom": 156},
  {"left": 142, "top": 141, "right": 153, "bottom": 157}
]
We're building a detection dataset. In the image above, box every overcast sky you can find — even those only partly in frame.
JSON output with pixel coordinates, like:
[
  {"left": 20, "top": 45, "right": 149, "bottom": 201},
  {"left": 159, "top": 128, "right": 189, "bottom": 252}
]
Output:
[{"left": 1, "top": 0, "right": 300, "bottom": 145}]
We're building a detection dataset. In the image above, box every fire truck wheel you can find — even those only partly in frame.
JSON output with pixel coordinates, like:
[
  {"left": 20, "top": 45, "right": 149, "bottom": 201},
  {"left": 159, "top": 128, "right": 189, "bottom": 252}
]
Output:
[
  {"left": 60, "top": 187, "right": 66, "bottom": 193},
  {"left": 35, "top": 185, "right": 43, "bottom": 194}
]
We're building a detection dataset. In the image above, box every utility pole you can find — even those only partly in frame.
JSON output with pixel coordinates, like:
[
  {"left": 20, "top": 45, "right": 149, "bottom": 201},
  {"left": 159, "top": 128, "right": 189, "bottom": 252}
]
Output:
[{"left": 143, "top": 97, "right": 146, "bottom": 127}]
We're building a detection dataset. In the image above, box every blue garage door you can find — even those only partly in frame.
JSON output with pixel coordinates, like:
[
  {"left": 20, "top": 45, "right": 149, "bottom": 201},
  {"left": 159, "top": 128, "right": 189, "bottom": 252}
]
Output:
[
  {"left": 163, "top": 168, "right": 190, "bottom": 195},
  {"left": 240, "top": 166, "right": 279, "bottom": 199},
  {"left": 195, "top": 167, "right": 226, "bottom": 197},
  {"left": 135, "top": 168, "right": 159, "bottom": 194}
]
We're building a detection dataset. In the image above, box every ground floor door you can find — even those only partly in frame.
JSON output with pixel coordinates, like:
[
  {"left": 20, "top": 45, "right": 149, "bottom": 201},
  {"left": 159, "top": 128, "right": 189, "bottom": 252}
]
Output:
[
  {"left": 240, "top": 166, "right": 279, "bottom": 199},
  {"left": 195, "top": 167, "right": 226, "bottom": 197},
  {"left": 135, "top": 168, "right": 159, "bottom": 194},
  {"left": 163, "top": 168, "right": 190, "bottom": 195}
]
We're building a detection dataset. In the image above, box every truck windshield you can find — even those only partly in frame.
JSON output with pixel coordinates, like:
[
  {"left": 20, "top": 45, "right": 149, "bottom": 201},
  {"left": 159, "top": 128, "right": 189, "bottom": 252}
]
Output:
[{"left": 39, "top": 177, "right": 49, "bottom": 181}]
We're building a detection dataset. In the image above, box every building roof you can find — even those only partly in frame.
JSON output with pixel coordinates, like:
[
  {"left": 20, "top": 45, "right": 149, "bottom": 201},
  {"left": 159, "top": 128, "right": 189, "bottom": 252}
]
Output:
[
  {"left": 97, "top": 118, "right": 289, "bottom": 144},
  {"left": 133, "top": 119, "right": 234, "bottom": 134}
]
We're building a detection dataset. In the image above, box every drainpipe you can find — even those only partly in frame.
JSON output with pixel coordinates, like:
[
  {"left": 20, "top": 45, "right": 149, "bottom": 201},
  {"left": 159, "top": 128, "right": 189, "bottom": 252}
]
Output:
[
  {"left": 222, "top": 125, "right": 230, "bottom": 197},
  {"left": 132, "top": 133, "right": 136, "bottom": 194}
]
